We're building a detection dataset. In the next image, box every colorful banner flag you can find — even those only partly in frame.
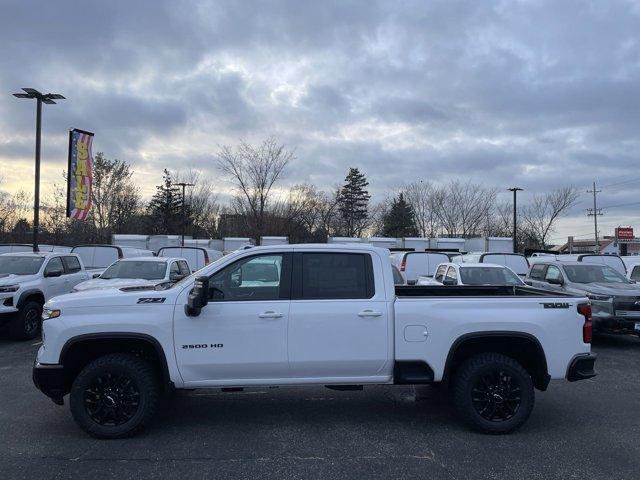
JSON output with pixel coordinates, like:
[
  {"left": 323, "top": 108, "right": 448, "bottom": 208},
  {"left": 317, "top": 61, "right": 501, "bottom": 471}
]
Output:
[{"left": 66, "top": 129, "right": 94, "bottom": 220}]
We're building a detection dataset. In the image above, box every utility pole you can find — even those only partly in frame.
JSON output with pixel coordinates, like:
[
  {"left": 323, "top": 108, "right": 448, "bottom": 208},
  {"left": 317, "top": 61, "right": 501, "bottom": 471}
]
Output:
[
  {"left": 13, "top": 88, "right": 65, "bottom": 252},
  {"left": 508, "top": 187, "right": 523, "bottom": 253},
  {"left": 587, "top": 181, "right": 603, "bottom": 253},
  {"left": 175, "top": 182, "right": 194, "bottom": 246}
]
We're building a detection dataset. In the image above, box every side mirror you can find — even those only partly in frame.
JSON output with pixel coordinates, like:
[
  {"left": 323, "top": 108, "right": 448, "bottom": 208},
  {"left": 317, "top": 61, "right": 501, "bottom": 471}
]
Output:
[
  {"left": 92, "top": 273, "right": 101, "bottom": 279},
  {"left": 45, "top": 270, "right": 63, "bottom": 278},
  {"left": 547, "top": 277, "right": 563, "bottom": 286},
  {"left": 442, "top": 277, "right": 455, "bottom": 286},
  {"left": 170, "top": 273, "right": 185, "bottom": 283},
  {"left": 185, "top": 276, "right": 209, "bottom": 316}
]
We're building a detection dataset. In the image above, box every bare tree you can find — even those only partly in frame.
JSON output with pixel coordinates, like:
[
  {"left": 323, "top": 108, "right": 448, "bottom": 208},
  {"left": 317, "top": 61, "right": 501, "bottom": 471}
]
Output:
[
  {"left": 521, "top": 186, "right": 579, "bottom": 248},
  {"left": 404, "top": 181, "right": 440, "bottom": 237},
  {"left": 175, "top": 169, "right": 221, "bottom": 238},
  {"left": 216, "top": 137, "right": 294, "bottom": 242},
  {"left": 91, "top": 153, "right": 141, "bottom": 239},
  {"left": 435, "top": 180, "right": 497, "bottom": 237}
]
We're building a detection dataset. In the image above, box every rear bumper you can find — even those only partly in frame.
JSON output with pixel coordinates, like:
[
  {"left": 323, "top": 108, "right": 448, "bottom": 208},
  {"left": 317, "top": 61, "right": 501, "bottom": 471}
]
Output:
[
  {"left": 566, "top": 353, "right": 597, "bottom": 382},
  {"left": 32, "top": 361, "right": 65, "bottom": 405},
  {"left": 592, "top": 315, "right": 640, "bottom": 334}
]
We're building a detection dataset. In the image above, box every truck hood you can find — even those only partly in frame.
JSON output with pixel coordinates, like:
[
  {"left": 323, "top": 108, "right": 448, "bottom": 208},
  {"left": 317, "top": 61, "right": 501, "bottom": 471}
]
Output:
[
  {"left": 47, "top": 287, "right": 177, "bottom": 309},
  {"left": 73, "top": 278, "right": 161, "bottom": 292},
  {"left": 0, "top": 273, "right": 38, "bottom": 285},
  {"left": 569, "top": 282, "right": 640, "bottom": 296}
]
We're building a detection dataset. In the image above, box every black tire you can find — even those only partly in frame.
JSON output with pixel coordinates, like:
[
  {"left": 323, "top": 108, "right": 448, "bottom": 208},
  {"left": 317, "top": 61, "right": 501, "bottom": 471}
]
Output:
[
  {"left": 453, "top": 352, "right": 534, "bottom": 434},
  {"left": 70, "top": 353, "right": 159, "bottom": 439},
  {"left": 8, "top": 300, "right": 42, "bottom": 341}
]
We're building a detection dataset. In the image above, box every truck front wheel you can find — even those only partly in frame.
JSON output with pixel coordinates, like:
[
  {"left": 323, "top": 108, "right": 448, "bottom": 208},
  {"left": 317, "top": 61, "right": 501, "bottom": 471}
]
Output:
[
  {"left": 453, "top": 352, "right": 534, "bottom": 434},
  {"left": 8, "top": 300, "right": 42, "bottom": 340},
  {"left": 70, "top": 353, "right": 159, "bottom": 439}
]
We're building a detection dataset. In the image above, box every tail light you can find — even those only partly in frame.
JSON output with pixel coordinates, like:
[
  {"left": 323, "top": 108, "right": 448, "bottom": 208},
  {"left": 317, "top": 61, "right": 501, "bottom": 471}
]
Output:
[
  {"left": 400, "top": 259, "right": 406, "bottom": 272},
  {"left": 577, "top": 303, "right": 592, "bottom": 344},
  {"left": 204, "top": 253, "right": 210, "bottom": 265}
]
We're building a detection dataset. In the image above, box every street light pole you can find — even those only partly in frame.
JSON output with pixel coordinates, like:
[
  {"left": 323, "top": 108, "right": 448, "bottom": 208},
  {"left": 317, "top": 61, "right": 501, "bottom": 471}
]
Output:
[
  {"left": 13, "top": 88, "right": 65, "bottom": 252},
  {"left": 508, "top": 187, "right": 523, "bottom": 253},
  {"left": 175, "top": 182, "right": 194, "bottom": 246}
]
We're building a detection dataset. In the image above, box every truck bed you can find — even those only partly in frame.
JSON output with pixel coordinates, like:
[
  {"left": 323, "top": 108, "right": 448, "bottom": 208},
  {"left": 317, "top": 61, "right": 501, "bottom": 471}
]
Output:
[{"left": 395, "top": 285, "right": 577, "bottom": 297}]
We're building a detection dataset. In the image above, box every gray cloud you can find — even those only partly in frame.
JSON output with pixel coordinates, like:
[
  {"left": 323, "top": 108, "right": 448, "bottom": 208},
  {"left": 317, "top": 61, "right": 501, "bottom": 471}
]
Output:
[{"left": 1, "top": 0, "right": 639, "bottom": 239}]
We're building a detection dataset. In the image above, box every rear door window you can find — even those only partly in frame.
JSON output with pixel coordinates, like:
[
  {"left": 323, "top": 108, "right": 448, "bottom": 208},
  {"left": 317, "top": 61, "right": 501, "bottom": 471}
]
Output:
[
  {"left": 445, "top": 266, "right": 458, "bottom": 285},
  {"left": 298, "top": 253, "right": 373, "bottom": 299},
  {"left": 62, "top": 256, "right": 82, "bottom": 273},
  {"left": 529, "top": 264, "right": 547, "bottom": 280},
  {"left": 434, "top": 265, "right": 447, "bottom": 282},
  {"left": 544, "top": 265, "right": 563, "bottom": 283}
]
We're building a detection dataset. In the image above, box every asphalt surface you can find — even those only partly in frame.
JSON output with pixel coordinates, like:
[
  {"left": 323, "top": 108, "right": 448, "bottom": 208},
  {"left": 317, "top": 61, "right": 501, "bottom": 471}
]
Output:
[{"left": 1, "top": 330, "right": 639, "bottom": 480}]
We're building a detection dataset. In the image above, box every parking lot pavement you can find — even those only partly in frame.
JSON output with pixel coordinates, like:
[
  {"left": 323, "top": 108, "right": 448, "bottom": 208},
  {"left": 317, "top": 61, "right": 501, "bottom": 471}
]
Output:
[{"left": 1, "top": 331, "right": 639, "bottom": 480}]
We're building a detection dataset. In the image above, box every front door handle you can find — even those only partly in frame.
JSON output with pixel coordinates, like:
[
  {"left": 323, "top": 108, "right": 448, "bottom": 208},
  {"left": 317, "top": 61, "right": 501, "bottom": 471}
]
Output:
[
  {"left": 258, "top": 311, "right": 283, "bottom": 319},
  {"left": 358, "top": 309, "right": 382, "bottom": 317}
]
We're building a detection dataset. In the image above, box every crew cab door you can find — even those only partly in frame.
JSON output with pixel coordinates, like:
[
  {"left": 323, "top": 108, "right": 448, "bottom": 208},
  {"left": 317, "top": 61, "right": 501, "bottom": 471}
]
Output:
[
  {"left": 287, "top": 251, "right": 390, "bottom": 381},
  {"left": 173, "top": 252, "right": 292, "bottom": 385},
  {"left": 42, "top": 257, "right": 67, "bottom": 298}
]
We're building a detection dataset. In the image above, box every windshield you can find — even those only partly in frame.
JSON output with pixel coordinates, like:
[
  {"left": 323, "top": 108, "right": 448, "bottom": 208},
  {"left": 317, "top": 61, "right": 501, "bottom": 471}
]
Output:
[
  {"left": 563, "top": 264, "right": 630, "bottom": 284},
  {"left": 164, "top": 254, "right": 229, "bottom": 290},
  {"left": 459, "top": 266, "right": 524, "bottom": 286},
  {"left": 0, "top": 256, "right": 45, "bottom": 275},
  {"left": 101, "top": 261, "right": 167, "bottom": 280}
]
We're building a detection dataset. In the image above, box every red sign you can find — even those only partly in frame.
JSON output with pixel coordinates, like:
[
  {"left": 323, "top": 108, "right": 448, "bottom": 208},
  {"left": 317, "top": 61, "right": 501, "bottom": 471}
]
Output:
[{"left": 616, "top": 227, "right": 634, "bottom": 240}]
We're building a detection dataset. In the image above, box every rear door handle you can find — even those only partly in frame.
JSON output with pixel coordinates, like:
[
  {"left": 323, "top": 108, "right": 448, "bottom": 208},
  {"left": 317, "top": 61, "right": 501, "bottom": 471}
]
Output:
[
  {"left": 258, "top": 311, "right": 283, "bottom": 319},
  {"left": 358, "top": 309, "right": 382, "bottom": 317}
]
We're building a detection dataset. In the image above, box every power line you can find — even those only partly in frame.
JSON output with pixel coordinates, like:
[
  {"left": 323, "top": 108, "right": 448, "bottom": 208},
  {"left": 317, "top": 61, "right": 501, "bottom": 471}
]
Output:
[
  {"left": 600, "top": 201, "right": 640, "bottom": 210},
  {"left": 600, "top": 176, "right": 640, "bottom": 189}
]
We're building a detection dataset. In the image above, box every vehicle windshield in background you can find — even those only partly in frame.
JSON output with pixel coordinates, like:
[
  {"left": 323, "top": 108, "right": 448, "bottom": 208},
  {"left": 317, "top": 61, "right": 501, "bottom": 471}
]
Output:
[
  {"left": 460, "top": 267, "right": 523, "bottom": 286},
  {"left": 0, "top": 256, "right": 45, "bottom": 275},
  {"left": 101, "top": 261, "right": 167, "bottom": 280},
  {"left": 563, "top": 264, "right": 630, "bottom": 284}
]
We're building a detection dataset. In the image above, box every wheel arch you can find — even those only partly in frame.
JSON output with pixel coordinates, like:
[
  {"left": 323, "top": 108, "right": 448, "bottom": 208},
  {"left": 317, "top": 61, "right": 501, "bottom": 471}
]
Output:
[
  {"left": 16, "top": 289, "right": 45, "bottom": 309},
  {"left": 59, "top": 333, "right": 173, "bottom": 393},
  {"left": 443, "top": 331, "right": 550, "bottom": 391}
]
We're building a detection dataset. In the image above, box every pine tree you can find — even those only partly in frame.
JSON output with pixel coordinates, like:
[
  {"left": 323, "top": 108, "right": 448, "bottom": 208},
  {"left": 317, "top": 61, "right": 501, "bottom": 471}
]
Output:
[
  {"left": 337, "top": 167, "right": 371, "bottom": 236},
  {"left": 382, "top": 193, "right": 418, "bottom": 238},
  {"left": 146, "top": 169, "right": 183, "bottom": 234}
]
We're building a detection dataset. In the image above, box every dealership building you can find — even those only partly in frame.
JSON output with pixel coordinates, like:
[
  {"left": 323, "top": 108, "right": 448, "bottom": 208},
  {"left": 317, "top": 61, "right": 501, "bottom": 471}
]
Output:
[{"left": 556, "top": 227, "right": 640, "bottom": 255}]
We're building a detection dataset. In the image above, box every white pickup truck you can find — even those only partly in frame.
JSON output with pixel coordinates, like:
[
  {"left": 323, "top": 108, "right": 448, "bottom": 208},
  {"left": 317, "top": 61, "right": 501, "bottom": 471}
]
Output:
[
  {"left": 33, "top": 244, "right": 596, "bottom": 438},
  {"left": 0, "top": 252, "right": 90, "bottom": 340}
]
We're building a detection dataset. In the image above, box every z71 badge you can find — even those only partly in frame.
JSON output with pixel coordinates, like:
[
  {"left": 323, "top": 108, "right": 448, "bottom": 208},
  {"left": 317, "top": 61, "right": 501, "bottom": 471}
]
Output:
[{"left": 137, "top": 297, "right": 166, "bottom": 304}]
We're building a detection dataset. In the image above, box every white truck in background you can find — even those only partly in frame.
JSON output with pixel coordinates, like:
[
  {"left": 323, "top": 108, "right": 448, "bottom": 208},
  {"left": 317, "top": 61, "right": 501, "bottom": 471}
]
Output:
[{"left": 34, "top": 244, "right": 596, "bottom": 438}]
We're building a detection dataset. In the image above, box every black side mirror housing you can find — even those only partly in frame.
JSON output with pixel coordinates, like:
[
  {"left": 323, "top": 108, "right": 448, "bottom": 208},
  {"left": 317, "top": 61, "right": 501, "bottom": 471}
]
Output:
[
  {"left": 547, "top": 277, "right": 563, "bottom": 286},
  {"left": 185, "top": 276, "right": 209, "bottom": 316},
  {"left": 45, "top": 270, "right": 63, "bottom": 278}
]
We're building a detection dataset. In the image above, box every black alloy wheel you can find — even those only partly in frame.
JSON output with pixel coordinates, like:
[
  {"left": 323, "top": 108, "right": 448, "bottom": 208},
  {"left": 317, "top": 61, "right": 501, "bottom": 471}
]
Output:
[
  {"left": 83, "top": 372, "right": 141, "bottom": 426},
  {"left": 471, "top": 369, "right": 522, "bottom": 422}
]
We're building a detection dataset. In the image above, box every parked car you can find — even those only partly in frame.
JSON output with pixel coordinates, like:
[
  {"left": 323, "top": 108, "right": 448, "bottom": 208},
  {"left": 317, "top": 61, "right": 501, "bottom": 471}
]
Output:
[
  {"left": 420, "top": 263, "right": 525, "bottom": 286},
  {"left": 625, "top": 262, "right": 640, "bottom": 282},
  {"left": 452, "top": 253, "right": 530, "bottom": 277},
  {"left": 72, "top": 257, "right": 191, "bottom": 292},
  {"left": 71, "top": 245, "right": 154, "bottom": 276},
  {"left": 0, "top": 252, "right": 90, "bottom": 340},
  {"left": 157, "top": 246, "right": 223, "bottom": 272},
  {"left": 532, "top": 254, "right": 627, "bottom": 276},
  {"left": 526, "top": 260, "right": 640, "bottom": 336},
  {"left": 389, "top": 251, "right": 450, "bottom": 284},
  {"left": 34, "top": 244, "right": 595, "bottom": 438}
]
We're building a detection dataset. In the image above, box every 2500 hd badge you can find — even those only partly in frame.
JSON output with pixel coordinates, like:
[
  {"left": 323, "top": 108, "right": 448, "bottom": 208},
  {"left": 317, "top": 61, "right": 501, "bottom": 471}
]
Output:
[{"left": 182, "top": 343, "right": 224, "bottom": 349}]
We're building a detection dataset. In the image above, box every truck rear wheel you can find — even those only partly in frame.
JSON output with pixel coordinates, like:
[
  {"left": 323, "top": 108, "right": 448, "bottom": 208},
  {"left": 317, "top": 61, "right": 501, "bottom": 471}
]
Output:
[
  {"left": 453, "top": 352, "right": 534, "bottom": 434},
  {"left": 70, "top": 353, "right": 159, "bottom": 439},
  {"left": 8, "top": 300, "right": 42, "bottom": 341}
]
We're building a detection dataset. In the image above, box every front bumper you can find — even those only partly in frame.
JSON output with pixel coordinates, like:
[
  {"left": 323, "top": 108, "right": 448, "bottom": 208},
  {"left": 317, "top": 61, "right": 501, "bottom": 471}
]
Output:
[
  {"left": 592, "top": 315, "right": 640, "bottom": 334},
  {"left": 32, "top": 361, "right": 66, "bottom": 405},
  {"left": 566, "top": 353, "right": 597, "bottom": 382}
]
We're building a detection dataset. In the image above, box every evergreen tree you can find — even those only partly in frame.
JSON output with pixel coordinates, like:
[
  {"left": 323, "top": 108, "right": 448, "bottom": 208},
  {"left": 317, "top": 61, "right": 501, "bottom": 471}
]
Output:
[
  {"left": 382, "top": 193, "right": 418, "bottom": 237},
  {"left": 337, "top": 167, "right": 371, "bottom": 236},
  {"left": 146, "top": 169, "right": 183, "bottom": 234}
]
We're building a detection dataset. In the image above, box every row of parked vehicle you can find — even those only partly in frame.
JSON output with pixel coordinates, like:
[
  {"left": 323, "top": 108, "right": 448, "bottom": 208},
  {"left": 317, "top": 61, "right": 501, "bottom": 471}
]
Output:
[
  {"left": 388, "top": 249, "right": 640, "bottom": 338},
  {"left": 0, "top": 243, "right": 226, "bottom": 340}
]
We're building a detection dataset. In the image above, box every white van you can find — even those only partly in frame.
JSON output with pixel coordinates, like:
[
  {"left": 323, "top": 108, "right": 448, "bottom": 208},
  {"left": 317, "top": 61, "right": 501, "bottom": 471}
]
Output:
[
  {"left": 454, "top": 252, "right": 530, "bottom": 277},
  {"left": 158, "top": 246, "right": 223, "bottom": 272},
  {"left": 71, "top": 245, "right": 154, "bottom": 275},
  {"left": 0, "top": 244, "right": 34, "bottom": 254},
  {"left": 389, "top": 251, "right": 450, "bottom": 284}
]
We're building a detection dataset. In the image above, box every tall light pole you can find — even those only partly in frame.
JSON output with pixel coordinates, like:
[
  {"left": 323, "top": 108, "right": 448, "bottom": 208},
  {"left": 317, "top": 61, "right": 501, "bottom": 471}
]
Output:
[
  {"left": 13, "top": 88, "right": 65, "bottom": 252},
  {"left": 175, "top": 182, "right": 194, "bottom": 246},
  {"left": 508, "top": 187, "right": 523, "bottom": 253}
]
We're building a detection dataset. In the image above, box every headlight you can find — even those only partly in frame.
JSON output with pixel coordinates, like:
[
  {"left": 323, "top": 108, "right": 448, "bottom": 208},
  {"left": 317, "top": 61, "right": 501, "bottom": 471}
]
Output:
[
  {"left": 42, "top": 308, "right": 61, "bottom": 320},
  {"left": 587, "top": 294, "right": 612, "bottom": 301},
  {"left": 0, "top": 285, "right": 19, "bottom": 293}
]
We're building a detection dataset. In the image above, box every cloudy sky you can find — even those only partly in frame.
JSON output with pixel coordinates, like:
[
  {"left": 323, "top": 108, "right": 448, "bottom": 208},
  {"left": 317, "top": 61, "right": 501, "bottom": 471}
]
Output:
[{"left": 1, "top": 0, "right": 639, "bottom": 242}]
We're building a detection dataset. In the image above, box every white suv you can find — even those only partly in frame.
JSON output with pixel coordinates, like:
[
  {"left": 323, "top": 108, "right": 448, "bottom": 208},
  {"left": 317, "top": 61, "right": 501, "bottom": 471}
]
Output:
[{"left": 0, "top": 252, "right": 90, "bottom": 340}]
